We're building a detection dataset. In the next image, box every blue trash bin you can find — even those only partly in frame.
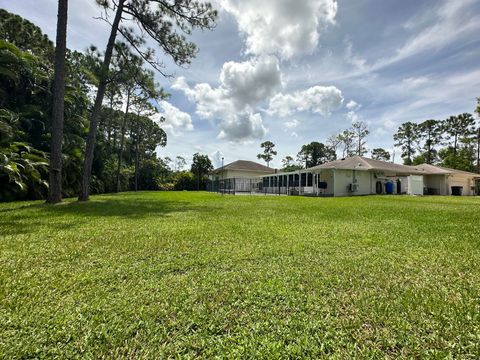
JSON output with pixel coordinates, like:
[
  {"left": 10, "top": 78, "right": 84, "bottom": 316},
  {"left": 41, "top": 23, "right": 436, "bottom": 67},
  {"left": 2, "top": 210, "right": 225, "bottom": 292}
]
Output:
[{"left": 385, "top": 181, "right": 394, "bottom": 194}]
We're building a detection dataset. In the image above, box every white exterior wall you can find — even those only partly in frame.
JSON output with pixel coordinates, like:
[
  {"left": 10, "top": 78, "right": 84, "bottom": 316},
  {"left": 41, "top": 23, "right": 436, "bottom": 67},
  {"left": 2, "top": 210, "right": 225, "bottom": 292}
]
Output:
[
  {"left": 424, "top": 175, "right": 448, "bottom": 195},
  {"left": 332, "top": 169, "right": 371, "bottom": 197},
  {"left": 317, "top": 170, "right": 335, "bottom": 196},
  {"left": 211, "top": 169, "right": 270, "bottom": 180},
  {"left": 397, "top": 176, "right": 409, "bottom": 194},
  {"left": 368, "top": 172, "right": 398, "bottom": 194},
  {"left": 447, "top": 175, "right": 474, "bottom": 195},
  {"left": 407, "top": 175, "right": 424, "bottom": 195},
  {"left": 423, "top": 174, "right": 476, "bottom": 196},
  {"left": 227, "top": 169, "right": 270, "bottom": 179}
]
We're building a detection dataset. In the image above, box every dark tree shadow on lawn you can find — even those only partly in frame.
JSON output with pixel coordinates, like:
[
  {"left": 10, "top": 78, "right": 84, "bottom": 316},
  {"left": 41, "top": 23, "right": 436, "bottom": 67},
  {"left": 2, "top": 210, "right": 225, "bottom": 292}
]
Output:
[{"left": 0, "top": 196, "right": 219, "bottom": 236}]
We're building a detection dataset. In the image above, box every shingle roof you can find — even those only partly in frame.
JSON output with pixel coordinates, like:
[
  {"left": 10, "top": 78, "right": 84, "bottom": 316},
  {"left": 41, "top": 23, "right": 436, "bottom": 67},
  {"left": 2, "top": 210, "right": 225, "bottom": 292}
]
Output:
[
  {"left": 306, "top": 156, "right": 480, "bottom": 177},
  {"left": 212, "top": 160, "right": 274, "bottom": 173},
  {"left": 416, "top": 163, "right": 480, "bottom": 177},
  {"left": 308, "top": 156, "right": 426, "bottom": 174}
]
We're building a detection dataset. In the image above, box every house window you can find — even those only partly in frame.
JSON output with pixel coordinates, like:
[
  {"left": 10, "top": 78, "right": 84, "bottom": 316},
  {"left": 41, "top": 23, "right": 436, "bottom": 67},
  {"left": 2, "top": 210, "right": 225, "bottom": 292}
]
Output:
[{"left": 307, "top": 173, "right": 313, "bottom": 187}]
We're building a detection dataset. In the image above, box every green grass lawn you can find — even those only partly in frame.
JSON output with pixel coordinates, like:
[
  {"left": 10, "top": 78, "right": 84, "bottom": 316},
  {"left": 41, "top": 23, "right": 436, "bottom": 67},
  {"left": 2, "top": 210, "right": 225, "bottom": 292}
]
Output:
[{"left": 1, "top": 192, "right": 480, "bottom": 358}]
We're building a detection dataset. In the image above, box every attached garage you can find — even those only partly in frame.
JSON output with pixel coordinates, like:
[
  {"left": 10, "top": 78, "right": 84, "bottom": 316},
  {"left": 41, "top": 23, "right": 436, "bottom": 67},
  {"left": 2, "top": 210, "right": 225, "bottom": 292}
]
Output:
[
  {"left": 417, "top": 164, "right": 479, "bottom": 196},
  {"left": 447, "top": 175, "right": 474, "bottom": 196}
]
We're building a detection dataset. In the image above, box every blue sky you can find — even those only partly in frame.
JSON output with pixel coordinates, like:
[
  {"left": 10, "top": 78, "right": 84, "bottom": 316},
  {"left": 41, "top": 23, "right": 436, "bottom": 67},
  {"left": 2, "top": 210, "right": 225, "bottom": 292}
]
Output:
[{"left": 2, "top": 0, "right": 480, "bottom": 168}]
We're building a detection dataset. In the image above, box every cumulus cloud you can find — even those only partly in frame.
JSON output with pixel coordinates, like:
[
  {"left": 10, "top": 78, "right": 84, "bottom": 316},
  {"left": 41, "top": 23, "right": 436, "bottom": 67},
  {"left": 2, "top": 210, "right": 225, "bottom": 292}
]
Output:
[
  {"left": 155, "top": 101, "right": 193, "bottom": 136},
  {"left": 346, "top": 110, "right": 359, "bottom": 123},
  {"left": 172, "top": 77, "right": 267, "bottom": 142},
  {"left": 284, "top": 119, "right": 299, "bottom": 129},
  {"left": 217, "top": 112, "right": 266, "bottom": 141},
  {"left": 172, "top": 56, "right": 281, "bottom": 141},
  {"left": 220, "top": 55, "right": 282, "bottom": 108},
  {"left": 346, "top": 100, "right": 361, "bottom": 110},
  {"left": 211, "top": 150, "right": 224, "bottom": 169},
  {"left": 220, "top": 0, "right": 337, "bottom": 59},
  {"left": 268, "top": 85, "right": 343, "bottom": 117}
]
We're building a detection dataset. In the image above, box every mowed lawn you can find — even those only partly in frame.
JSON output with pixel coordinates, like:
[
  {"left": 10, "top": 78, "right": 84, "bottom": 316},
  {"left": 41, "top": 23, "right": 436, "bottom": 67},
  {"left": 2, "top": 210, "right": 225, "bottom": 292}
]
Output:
[{"left": 1, "top": 192, "right": 479, "bottom": 358}]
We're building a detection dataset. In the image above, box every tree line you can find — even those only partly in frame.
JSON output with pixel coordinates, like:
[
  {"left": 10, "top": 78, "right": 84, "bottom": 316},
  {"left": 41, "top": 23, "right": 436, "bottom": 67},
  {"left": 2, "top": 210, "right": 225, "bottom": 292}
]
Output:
[
  {"left": 256, "top": 120, "right": 374, "bottom": 171},
  {"left": 0, "top": 2, "right": 217, "bottom": 202},
  {"left": 257, "top": 107, "right": 480, "bottom": 173},
  {"left": 393, "top": 109, "right": 480, "bottom": 172}
]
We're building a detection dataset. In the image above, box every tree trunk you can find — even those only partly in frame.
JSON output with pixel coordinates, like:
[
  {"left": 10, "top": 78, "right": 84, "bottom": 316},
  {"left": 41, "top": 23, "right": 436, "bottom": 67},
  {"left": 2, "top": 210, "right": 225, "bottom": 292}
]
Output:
[
  {"left": 116, "top": 90, "right": 131, "bottom": 193},
  {"left": 477, "top": 127, "right": 480, "bottom": 174},
  {"left": 454, "top": 133, "right": 458, "bottom": 158},
  {"left": 407, "top": 140, "right": 412, "bottom": 165},
  {"left": 429, "top": 131, "right": 432, "bottom": 164},
  {"left": 134, "top": 112, "right": 141, "bottom": 191},
  {"left": 197, "top": 169, "right": 200, "bottom": 190},
  {"left": 106, "top": 93, "right": 114, "bottom": 145},
  {"left": 78, "top": 0, "right": 125, "bottom": 201},
  {"left": 46, "top": 0, "right": 68, "bottom": 204},
  {"left": 113, "top": 128, "right": 117, "bottom": 150}
]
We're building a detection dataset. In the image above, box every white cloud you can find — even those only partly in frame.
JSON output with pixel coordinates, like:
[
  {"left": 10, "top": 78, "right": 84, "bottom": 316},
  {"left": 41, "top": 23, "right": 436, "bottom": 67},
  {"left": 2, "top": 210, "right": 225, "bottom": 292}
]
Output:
[
  {"left": 211, "top": 150, "right": 224, "bottom": 169},
  {"left": 217, "top": 112, "right": 266, "bottom": 141},
  {"left": 268, "top": 85, "right": 343, "bottom": 117},
  {"left": 220, "top": 0, "right": 337, "bottom": 59},
  {"left": 402, "top": 76, "right": 430, "bottom": 89},
  {"left": 284, "top": 119, "right": 299, "bottom": 129},
  {"left": 172, "top": 69, "right": 269, "bottom": 142},
  {"left": 346, "top": 110, "right": 359, "bottom": 124},
  {"left": 346, "top": 100, "right": 361, "bottom": 110},
  {"left": 155, "top": 101, "right": 193, "bottom": 136},
  {"left": 377, "top": 0, "right": 480, "bottom": 68},
  {"left": 220, "top": 55, "right": 282, "bottom": 108},
  {"left": 171, "top": 56, "right": 282, "bottom": 141},
  {"left": 383, "top": 119, "right": 396, "bottom": 130}
]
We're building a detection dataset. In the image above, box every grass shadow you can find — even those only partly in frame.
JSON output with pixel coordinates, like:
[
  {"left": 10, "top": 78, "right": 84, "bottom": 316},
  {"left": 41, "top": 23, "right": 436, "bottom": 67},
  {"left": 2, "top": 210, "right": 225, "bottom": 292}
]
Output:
[{"left": 0, "top": 194, "right": 218, "bottom": 237}]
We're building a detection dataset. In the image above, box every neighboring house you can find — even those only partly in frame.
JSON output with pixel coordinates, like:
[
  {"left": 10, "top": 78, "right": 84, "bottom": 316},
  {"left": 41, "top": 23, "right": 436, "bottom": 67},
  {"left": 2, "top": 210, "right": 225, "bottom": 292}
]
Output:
[
  {"left": 209, "top": 160, "right": 275, "bottom": 193},
  {"left": 258, "top": 156, "right": 480, "bottom": 197},
  {"left": 210, "top": 160, "right": 274, "bottom": 179}
]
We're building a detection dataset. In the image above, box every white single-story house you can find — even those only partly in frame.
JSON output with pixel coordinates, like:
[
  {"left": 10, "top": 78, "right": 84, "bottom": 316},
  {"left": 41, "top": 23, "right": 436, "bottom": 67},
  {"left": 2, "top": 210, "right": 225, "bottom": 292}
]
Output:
[
  {"left": 258, "top": 156, "right": 480, "bottom": 197},
  {"left": 208, "top": 160, "right": 275, "bottom": 193},
  {"left": 210, "top": 160, "right": 274, "bottom": 179}
]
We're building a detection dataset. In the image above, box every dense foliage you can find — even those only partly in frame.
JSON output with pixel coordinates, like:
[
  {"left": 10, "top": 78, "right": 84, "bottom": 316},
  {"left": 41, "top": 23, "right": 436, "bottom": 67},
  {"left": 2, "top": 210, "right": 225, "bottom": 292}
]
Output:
[
  {"left": 394, "top": 111, "right": 480, "bottom": 171},
  {"left": 0, "top": 10, "right": 213, "bottom": 201}
]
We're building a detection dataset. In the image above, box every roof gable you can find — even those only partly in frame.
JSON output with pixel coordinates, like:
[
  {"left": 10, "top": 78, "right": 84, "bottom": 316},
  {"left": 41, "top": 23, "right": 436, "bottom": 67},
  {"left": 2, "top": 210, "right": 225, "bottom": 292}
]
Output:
[
  {"left": 309, "top": 156, "right": 425, "bottom": 174},
  {"left": 213, "top": 160, "right": 274, "bottom": 173},
  {"left": 417, "top": 163, "right": 480, "bottom": 177}
]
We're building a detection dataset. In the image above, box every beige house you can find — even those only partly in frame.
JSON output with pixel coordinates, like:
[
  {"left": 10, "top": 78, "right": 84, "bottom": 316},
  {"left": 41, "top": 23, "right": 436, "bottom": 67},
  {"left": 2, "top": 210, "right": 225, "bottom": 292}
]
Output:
[
  {"left": 259, "top": 156, "right": 480, "bottom": 197},
  {"left": 210, "top": 160, "right": 274, "bottom": 180},
  {"left": 416, "top": 164, "right": 479, "bottom": 195},
  {"left": 209, "top": 160, "right": 274, "bottom": 193}
]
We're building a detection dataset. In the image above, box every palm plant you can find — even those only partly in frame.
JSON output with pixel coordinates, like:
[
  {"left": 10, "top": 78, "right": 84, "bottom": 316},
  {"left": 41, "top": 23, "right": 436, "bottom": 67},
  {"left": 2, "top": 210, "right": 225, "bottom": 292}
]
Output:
[{"left": 0, "top": 142, "right": 48, "bottom": 200}]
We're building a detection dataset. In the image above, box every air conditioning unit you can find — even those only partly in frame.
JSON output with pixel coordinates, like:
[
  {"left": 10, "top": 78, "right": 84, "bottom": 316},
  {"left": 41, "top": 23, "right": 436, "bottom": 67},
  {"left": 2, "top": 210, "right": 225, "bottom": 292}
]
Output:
[{"left": 349, "top": 183, "right": 359, "bottom": 192}]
